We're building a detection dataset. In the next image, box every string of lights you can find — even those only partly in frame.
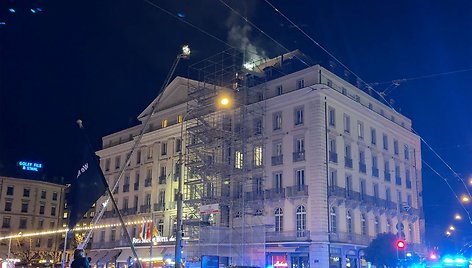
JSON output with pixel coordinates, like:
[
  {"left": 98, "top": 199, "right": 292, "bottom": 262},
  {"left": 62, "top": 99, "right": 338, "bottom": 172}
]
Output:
[
  {"left": 0, "top": 219, "right": 152, "bottom": 241},
  {"left": 263, "top": 0, "right": 472, "bottom": 225}
]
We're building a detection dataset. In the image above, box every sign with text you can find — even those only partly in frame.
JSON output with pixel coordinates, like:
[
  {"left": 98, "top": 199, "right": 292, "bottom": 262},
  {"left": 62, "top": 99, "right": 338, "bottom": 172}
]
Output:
[{"left": 17, "top": 161, "right": 43, "bottom": 172}]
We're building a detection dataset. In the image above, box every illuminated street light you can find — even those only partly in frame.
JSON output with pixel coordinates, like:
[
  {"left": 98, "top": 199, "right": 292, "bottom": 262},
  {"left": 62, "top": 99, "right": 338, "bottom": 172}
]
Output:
[
  {"left": 461, "top": 195, "right": 470, "bottom": 203},
  {"left": 181, "top": 45, "right": 191, "bottom": 58},
  {"left": 469, "top": 177, "right": 472, "bottom": 186},
  {"left": 454, "top": 214, "right": 462, "bottom": 220},
  {"left": 220, "top": 97, "right": 230, "bottom": 106},
  {"left": 446, "top": 231, "right": 451, "bottom": 236},
  {"left": 449, "top": 225, "right": 455, "bottom": 231}
]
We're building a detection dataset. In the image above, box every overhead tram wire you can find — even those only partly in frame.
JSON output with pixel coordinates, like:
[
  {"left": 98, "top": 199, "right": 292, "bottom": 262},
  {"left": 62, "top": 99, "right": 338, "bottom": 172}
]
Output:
[
  {"left": 422, "top": 161, "right": 472, "bottom": 225},
  {"left": 264, "top": 0, "right": 472, "bottom": 221},
  {"left": 370, "top": 67, "right": 472, "bottom": 86}
]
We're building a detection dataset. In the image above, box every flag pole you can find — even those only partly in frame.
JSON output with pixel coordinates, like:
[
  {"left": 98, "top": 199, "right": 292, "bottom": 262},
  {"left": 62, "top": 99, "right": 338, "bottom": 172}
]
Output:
[{"left": 61, "top": 230, "right": 68, "bottom": 268}]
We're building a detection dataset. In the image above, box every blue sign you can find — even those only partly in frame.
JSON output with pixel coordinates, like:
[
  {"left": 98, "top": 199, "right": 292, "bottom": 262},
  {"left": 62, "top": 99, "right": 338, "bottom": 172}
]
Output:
[{"left": 18, "top": 161, "right": 43, "bottom": 172}]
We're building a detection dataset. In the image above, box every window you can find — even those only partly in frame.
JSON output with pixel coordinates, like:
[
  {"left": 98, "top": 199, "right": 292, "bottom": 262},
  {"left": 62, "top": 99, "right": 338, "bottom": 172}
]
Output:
[
  {"left": 276, "top": 85, "right": 283, "bottom": 95},
  {"left": 343, "top": 114, "right": 350, "bottom": 133},
  {"left": 19, "top": 218, "right": 27, "bottom": 229},
  {"left": 39, "top": 205, "right": 45, "bottom": 215},
  {"left": 409, "top": 223, "right": 414, "bottom": 242},
  {"left": 23, "top": 188, "right": 30, "bottom": 197},
  {"left": 274, "top": 141, "right": 283, "bottom": 156},
  {"left": 235, "top": 151, "right": 243, "bottom": 169},
  {"left": 295, "top": 169, "right": 305, "bottom": 189},
  {"left": 123, "top": 197, "right": 129, "bottom": 210},
  {"left": 175, "top": 139, "right": 182, "bottom": 153},
  {"left": 394, "top": 139, "right": 399, "bottom": 155},
  {"left": 6, "top": 186, "right": 13, "bottom": 196},
  {"left": 383, "top": 134, "right": 388, "bottom": 150},
  {"left": 361, "top": 213, "right": 368, "bottom": 235},
  {"left": 384, "top": 160, "right": 391, "bottom": 181},
  {"left": 40, "top": 190, "right": 46, "bottom": 199},
  {"left": 387, "top": 219, "right": 392, "bottom": 233},
  {"left": 148, "top": 146, "right": 153, "bottom": 159},
  {"left": 341, "top": 87, "right": 347, "bottom": 95},
  {"left": 105, "top": 159, "right": 111, "bottom": 171},
  {"left": 371, "top": 128, "right": 377, "bottom": 145},
  {"left": 404, "top": 144, "right": 410, "bottom": 160},
  {"left": 177, "top": 115, "right": 183, "bottom": 123},
  {"left": 328, "top": 107, "right": 336, "bottom": 127},
  {"left": 294, "top": 107, "right": 304, "bottom": 125},
  {"left": 373, "top": 183, "right": 379, "bottom": 199},
  {"left": 4, "top": 201, "right": 12, "bottom": 212},
  {"left": 51, "top": 206, "right": 56, "bottom": 216},
  {"left": 158, "top": 220, "right": 164, "bottom": 236},
  {"left": 360, "top": 180, "right": 366, "bottom": 200},
  {"left": 297, "top": 79, "right": 305, "bottom": 89},
  {"left": 296, "top": 205, "right": 306, "bottom": 237},
  {"left": 21, "top": 202, "right": 28, "bottom": 213},
  {"left": 63, "top": 212, "right": 68, "bottom": 219},
  {"left": 2, "top": 217, "right": 11, "bottom": 228},
  {"left": 346, "top": 210, "right": 353, "bottom": 233},
  {"left": 330, "top": 207, "right": 337, "bottom": 233},
  {"left": 253, "top": 146, "right": 263, "bottom": 167},
  {"left": 253, "top": 118, "right": 263, "bottom": 135},
  {"left": 368, "top": 103, "right": 373, "bottom": 110},
  {"left": 374, "top": 217, "right": 380, "bottom": 234},
  {"left": 273, "top": 112, "right": 282, "bottom": 130},
  {"left": 161, "top": 119, "right": 168, "bottom": 128},
  {"left": 115, "top": 155, "right": 121, "bottom": 169},
  {"left": 386, "top": 187, "right": 391, "bottom": 202},
  {"left": 136, "top": 150, "right": 141, "bottom": 164},
  {"left": 274, "top": 172, "right": 283, "bottom": 193},
  {"left": 111, "top": 228, "right": 116, "bottom": 241},
  {"left": 38, "top": 219, "right": 43, "bottom": 229},
  {"left": 52, "top": 192, "right": 58, "bottom": 201},
  {"left": 161, "top": 142, "right": 167, "bottom": 155},
  {"left": 345, "top": 175, "right": 353, "bottom": 195},
  {"left": 407, "top": 194, "right": 412, "bottom": 208},
  {"left": 295, "top": 138, "right": 305, "bottom": 153},
  {"left": 47, "top": 238, "right": 53, "bottom": 248},
  {"left": 397, "top": 191, "right": 403, "bottom": 210},
  {"left": 357, "top": 121, "right": 364, "bottom": 139},
  {"left": 275, "top": 208, "right": 283, "bottom": 232},
  {"left": 329, "top": 169, "right": 337, "bottom": 190}
]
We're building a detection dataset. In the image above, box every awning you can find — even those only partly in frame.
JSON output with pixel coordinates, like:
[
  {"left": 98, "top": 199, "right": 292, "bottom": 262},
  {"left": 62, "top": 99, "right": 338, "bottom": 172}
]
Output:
[
  {"left": 86, "top": 251, "right": 108, "bottom": 264},
  {"left": 97, "top": 249, "right": 121, "bottom": 265},
  {"left": 116, "top": 247, "right": 171, "bottom": 263}
]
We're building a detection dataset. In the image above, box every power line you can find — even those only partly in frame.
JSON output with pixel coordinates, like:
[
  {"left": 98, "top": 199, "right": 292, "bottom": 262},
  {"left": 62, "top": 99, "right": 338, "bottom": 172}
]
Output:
[{"left": 370, "top": 67, "right": 472, "bottom": 86}]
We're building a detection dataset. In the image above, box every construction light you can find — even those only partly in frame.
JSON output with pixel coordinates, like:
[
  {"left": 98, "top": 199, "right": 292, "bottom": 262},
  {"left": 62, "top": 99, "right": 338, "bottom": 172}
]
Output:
[
  {"left": 181, "top": 45, "right": 191, "bottom": 58},
  {"left": 396, "top": 240, "right": 406, "bottom": 249}
]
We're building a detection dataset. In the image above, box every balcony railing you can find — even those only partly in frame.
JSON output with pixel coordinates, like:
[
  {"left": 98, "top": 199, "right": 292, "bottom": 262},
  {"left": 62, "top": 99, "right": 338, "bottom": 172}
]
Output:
[
  {"left": 329, "top": 232, "right": 373, "bottom": 246},
  {"left": 144, "top": 178, "right": 152, "bottom": 187},
  {"left": 245, "top": 191, "right": 264, "bottom": 201},
  {"left": 384, "top": 171, "right": 391, "bottom": 181},
  {"left": 406, "top": 179, "right": 412, "bottom": 189},
  {"left": 153, "top": 203, "right": 165, "bottom": 211},
  {"left": 345, "top": 157, "right": 353, "bottom": 168},
  {"left": 359, "top": 163, "right": 366, "bottom": 173},
  {"left": 271, "top": 155, "right": 283, "bottom": 166},
  {"left": 286, "top": 185, "right": 308, "bottom": 198},
  {"left": 123, "top": 184, "right": 130, "bottom": 193},
  {"left": 120, "top": 207, "right": 137, "bottom": 216},
  {"left": 372, "top": 167, "right": 379, "bottom": 177},
  {"left": 395, "top": 176, "right": 402, "bottom": 185},
  {"left": 266, "top": 230, "right": 311, "bottom": 242},
  {"left": 91, "top": 240, "right": 128, "bottom": 249},
  {"left": 134, "top": 182, "right": 139, "bottom": 191},
  {"left": 140, "top": 204, "right": 151, "bottom": 213},
  {"left": 158, "top": 176, "right": 166, "bottom": 184},
  {"left": 329, "top": 151, "right": 338, "bottom": 163},
  {"left": 265, "top": 188, "right": 285, "bottom": 200},
  {"left": 293, "top": 151, "right": 305, "bottom": 162}
]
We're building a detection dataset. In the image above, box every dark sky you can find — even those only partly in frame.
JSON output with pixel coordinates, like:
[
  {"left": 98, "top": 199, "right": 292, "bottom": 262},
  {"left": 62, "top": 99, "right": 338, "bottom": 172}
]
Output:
[{"left": 2, "top": 0, "right": 472, "bottom": 249}]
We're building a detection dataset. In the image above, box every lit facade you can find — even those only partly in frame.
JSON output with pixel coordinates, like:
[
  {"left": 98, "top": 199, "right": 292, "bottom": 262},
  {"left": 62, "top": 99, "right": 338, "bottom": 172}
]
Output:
[
  {"left": 93, "top": 53, "right": 424, "bottom": 268},
  {"left": 0, "top": 176, "right": 66, "bottom": 262}
]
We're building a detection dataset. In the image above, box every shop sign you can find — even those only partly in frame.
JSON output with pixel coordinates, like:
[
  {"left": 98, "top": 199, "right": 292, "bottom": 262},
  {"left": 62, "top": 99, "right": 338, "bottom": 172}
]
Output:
[
  {"left": 132, "top": 236, "right": 175, "bottom": 244},
  {"left": 272, "top": 256, "right": 288, "bottom": 267}
]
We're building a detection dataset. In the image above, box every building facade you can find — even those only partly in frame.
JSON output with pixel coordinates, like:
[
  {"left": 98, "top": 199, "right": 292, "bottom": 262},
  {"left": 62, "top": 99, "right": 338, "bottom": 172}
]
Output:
[
  {"left": 93, "top": 51, "right": 424, "bottom": 268},
  {"left": 0, "top": 176, "right": 66, "bottom": 263}
]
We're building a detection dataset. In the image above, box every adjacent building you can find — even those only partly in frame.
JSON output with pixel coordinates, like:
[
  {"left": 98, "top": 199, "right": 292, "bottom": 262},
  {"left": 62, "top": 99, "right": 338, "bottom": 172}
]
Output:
[{"left": 93, "top": 50, "right": 424, "bottom": 268}]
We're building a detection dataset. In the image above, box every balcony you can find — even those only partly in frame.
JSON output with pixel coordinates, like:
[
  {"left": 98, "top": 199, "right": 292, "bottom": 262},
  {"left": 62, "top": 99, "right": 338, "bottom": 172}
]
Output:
[
  {"left": 271, "top": 155, "right": 283, "bottom": 166},
  {"left": 358, "top": 163, "right": 366, "bottom": 173},
  {"left": 344, "top": 157, "right": 353, "bottom": 168},
  {"left": 286, "top": 185, "right": 308, "bottom": 198},
  {"left": 384, "top": 171, "right": 391, "bottom": 181},
  {"left": 144, "top": 178, "right": 152, "bottom": 187},
  {"left": 372, "top": 167, "right": 379, "bottom": 178},
  {"left": 266, "top": 230, "right": 311, "bottom": 242},
  {"left": 120, "top": 207, "right": 137, "bottom": 216},
  {"left": 134, "top": 182, "right": 139, "bottom": 191},
  {"left": 102, "top": 210, "right": 117, "bottom": 219},
  {"left": 329, "top": 232, "right": 372, "bottom": 246},
  {"left": 153, "top": 203, "right": 165, "bottom": 211},
  {"left": 329, "top": 151, "right": 338, "bottom": 163},
  {"left": 395, "top": 176, "right": 402, "bottom": 186},
  {"left": 158, "top": 176, "right": 166, "bottom": 185},
  {"left": 293, "top": 151, "right": 305, "bottom": 162},
  {"left": 140, "top": 204, "right": 151, "bottom": 213},
  {"left": 122, "top": 184, "right": 130, "bottom": 193},
  {"left": 245, "top": 191, "right": 264, "bottom": 201},
  {"left": 406, "top": 179, "right": 412, "bottom": 189},
  {"left": 265, "top": 188, "right": 285, "bottom": 200}
]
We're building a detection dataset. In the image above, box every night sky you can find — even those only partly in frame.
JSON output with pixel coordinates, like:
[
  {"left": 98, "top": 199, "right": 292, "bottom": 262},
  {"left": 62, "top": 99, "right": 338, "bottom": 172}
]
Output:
[{"left": 1, "top": 0, "right": 472, "bottom": 249}]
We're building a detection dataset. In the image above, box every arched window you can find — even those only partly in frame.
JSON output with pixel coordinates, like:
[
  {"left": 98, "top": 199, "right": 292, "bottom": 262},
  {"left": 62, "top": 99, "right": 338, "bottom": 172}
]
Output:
[
  {"left": 296, "top": 205, "right": 306, "bottom": 237},
  {"left": 361, "top": 213, "right": 368, "bottom": 235},
  {"left": 374, "top": 216, "right": 380, "bottom": 235},
  {"left": 274, "top": 208, "right": 283, "bottom": 232},
  {"left": 346, "top": 210, "right": 353, "bottom": 233},
  {"left": 330, "top": 207, "right": 337, "bottom": 233}
]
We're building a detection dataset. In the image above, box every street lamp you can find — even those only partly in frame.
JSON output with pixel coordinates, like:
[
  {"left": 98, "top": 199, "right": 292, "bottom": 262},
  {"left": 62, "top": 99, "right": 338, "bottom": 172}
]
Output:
[
  {"left": 446, "top": 231, "right": 452, "bottom": 236},
  {"left": 174, "top": 94, "right": 232, "bottom": 268},
  {"left": 449, "top": 225, "right": 455, "bottom": 231},
  {"left": 454, "top": 214, "right": 462, "bottom": 220},
  {"left": 460, "top": 195, "right": 470, "bottom": 203}
]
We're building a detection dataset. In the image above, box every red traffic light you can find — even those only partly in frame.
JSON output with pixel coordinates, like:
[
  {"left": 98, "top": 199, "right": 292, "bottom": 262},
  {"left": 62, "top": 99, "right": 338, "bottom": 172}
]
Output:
[{"left": 396, "top": 240, "right": 406, "bottom": 249}]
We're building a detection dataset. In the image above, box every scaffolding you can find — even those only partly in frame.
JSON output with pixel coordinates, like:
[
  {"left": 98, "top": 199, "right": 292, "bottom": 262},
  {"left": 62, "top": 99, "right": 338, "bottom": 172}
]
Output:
[{"left": 182, "top": 48, "right": 267, "bottom": 268}]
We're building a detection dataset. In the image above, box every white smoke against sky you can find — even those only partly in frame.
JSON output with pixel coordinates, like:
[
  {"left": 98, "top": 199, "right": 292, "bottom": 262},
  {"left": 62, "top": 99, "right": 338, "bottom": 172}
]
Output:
[{"left": 226, "top": 11, "right": 267, "bottom": 70}]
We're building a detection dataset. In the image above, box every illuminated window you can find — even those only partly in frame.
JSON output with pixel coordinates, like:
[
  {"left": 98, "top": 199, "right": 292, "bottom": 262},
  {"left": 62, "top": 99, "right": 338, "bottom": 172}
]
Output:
[
  {"left": 62, "top": 223, "right": 67, "bottom": 228},
  {"left": 177, "top": 115, "right": 183, "bottom": 123},
  {"left": 63, "top": 212, "right": 68, "bottom": 219},
  {"left": 161, "top": 119, "right": 168, "bottom": 128},
  {"left": 90, "top": 211, "right": 95, "bottom": 218},
  {"left": 235, "top": 151, "right": 243, "bottom": 169},
  {"left": 253, "top": 146, "right": 263, "bottom": 167}
]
